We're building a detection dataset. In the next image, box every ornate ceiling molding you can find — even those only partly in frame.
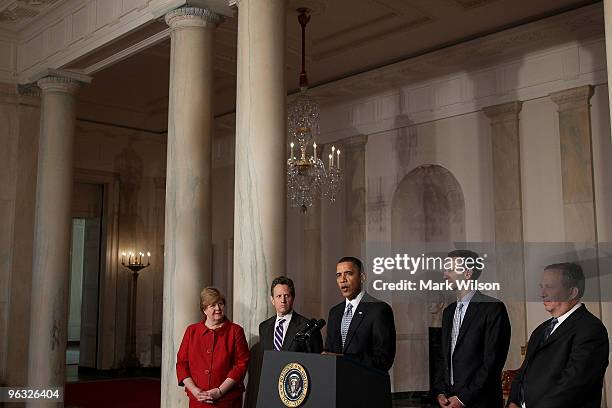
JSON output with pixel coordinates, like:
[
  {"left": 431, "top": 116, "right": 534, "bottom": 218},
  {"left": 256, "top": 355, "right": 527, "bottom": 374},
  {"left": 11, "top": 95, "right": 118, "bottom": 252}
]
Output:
[
  {"left": 0, "top": 0, "right": 61, "bottom": 30},
  {"left": 309, "top": 3, "right": 604, "bottom": 105}
]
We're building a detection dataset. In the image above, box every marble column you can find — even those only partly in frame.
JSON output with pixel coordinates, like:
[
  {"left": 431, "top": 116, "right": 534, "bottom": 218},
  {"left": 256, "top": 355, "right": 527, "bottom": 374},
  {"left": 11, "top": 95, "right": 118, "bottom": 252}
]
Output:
[
  {"left": 233, "top": 0, "right": 286, "bottom": 343},
  {"left": 26, "top": 75, "right": 83, "bottom": 404},
  {"left": 3, "top": 84, "right": 40, "bottom": 389},
  {"left": 550, "top": 86, "right": 601, "bottom": 312},
  {"left": 342, "top": 135, "right": 368, "bottom": 258},
  {"left": 604, "top": 0, "right": 612, "bottom": 143},
  {"left": 161, "top": 7, "right": 219, "bottom": 408},
  {"left": 482, "top": 101, "right": 526, "bottom": 370},
  {"left": 550, "top": 84, "right": 605, "bottom": 403},
  {"left": 550, "top": 86, "right": 597, "bottom": 243}
]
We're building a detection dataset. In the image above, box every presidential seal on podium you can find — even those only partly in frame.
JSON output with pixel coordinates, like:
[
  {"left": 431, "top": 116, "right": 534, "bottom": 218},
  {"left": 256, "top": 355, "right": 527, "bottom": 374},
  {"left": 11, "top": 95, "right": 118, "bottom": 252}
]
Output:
[{"left": 278, "top": 362, "right": 309, "bottom": 407}]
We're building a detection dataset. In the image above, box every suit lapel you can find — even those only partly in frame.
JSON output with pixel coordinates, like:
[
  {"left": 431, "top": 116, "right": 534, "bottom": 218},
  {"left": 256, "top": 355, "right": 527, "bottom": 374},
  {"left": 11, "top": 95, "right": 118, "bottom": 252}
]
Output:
[
  {"left": 266, "top": 317, "right": 276, "bottom": 350},
  {"left": 332, "top": 305, "right": 344, "bottom": 352},
  {"left": 454, "top": 295, "right": 481, "bottom": 349},
  {"left": 525, "top": 324, "right": 546, "bottom": 359},
  {"left": 282, "top": 314, "right": 301, "bottom": 351},
  {"left": 535, "top": 305, "right": 584, "bottom": 352},
  {"left": 343, "top": 302, "right": 367, "bottom": 352},
  {"left": 442, "top": 303, "right": 455, "bottom": 379}
]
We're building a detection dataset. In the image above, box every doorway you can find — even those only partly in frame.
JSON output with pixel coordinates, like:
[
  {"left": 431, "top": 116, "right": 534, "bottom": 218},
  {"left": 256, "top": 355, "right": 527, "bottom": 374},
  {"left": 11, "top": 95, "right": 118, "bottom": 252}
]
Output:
[{"left": 67, "top": 182, "right": 104, "bottom": 378}]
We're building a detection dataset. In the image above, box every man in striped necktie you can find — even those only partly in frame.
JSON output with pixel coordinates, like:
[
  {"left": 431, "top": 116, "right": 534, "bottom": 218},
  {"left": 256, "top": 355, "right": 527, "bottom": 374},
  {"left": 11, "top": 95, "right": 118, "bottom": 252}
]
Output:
[
  {"left": 433, "top": 249, "right": 511, "bottom": 408},
  {"left": 259, "top": 276, "right": 323, "bottom": 353}
]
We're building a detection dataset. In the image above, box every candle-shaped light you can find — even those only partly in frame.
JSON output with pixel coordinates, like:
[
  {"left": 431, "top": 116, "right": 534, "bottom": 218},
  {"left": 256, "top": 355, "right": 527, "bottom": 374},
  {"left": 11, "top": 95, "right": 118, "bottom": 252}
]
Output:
[
  {"left": 331, "top": 146, "right": 335, "bottom": 167},
  {"left": 313, "top": 142, "right": 317, "bottom": 160},
  {"left": 337, "top": 149, "right": 341, "bottom": 170},
  {"left": 329, "top": 153, "right": 333, "bottom": 168},
  {"left": 147, "top": 252, "right": 151, "bottom": 265},
  {"left": 139, "top": 252, "right": 144, "bottom": 265},
  {"left": 290, "top": 142, "right": 295, "bottom": 159},
  {"left": 121, "top": 252, "right": 126, "bottom": 265}
]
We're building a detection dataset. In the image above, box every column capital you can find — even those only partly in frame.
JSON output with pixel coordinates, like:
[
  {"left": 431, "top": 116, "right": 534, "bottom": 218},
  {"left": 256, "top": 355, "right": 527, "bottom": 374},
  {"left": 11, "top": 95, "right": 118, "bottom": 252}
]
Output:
[
  {"left": 31, "top": 68, "right": 91, "bottom": 94},
  {"left": 482, "top": 101, "right": 523, "bottom": 124},
  {"left": 37, "top": 75, "right": 83, "bottom": 94},
  {"left": 549, "top": 85, "right": 594, "bottom": 112},
  {"left": 165, "top": 6, "right": 221, "bottom": 29}
]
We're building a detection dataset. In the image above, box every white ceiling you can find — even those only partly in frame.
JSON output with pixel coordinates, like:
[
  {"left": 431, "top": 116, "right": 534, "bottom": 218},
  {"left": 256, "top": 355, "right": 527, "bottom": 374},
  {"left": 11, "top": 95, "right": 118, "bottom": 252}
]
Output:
[{"left": 66, "top": 0, "right": 602, "bottom": 132}]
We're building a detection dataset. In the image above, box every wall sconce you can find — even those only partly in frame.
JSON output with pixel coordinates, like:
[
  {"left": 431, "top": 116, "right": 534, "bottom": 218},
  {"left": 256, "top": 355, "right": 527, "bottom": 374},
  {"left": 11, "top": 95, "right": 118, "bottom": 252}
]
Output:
[{"left": 120, "top": 250, "right": 150, "bottom": 368}]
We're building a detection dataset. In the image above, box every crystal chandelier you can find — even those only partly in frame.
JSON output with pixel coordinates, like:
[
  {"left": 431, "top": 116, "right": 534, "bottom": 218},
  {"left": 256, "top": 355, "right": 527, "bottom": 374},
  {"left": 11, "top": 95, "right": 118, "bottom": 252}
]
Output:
[{"left": 287, "top": 8, "right": 343, "bottom": 212}]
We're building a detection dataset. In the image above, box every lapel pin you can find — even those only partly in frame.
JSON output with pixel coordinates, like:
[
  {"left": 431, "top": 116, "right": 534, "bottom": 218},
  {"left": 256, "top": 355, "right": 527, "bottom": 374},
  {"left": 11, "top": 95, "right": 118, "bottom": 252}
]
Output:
[{"left": 358, "top": 311, "right": 363, "bottom": 315}]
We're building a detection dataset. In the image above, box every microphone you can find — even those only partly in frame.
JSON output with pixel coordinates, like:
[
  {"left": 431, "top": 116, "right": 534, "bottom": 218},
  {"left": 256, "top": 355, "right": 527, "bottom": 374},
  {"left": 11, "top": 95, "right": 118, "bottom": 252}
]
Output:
[
  {"left": 301, "top": 319, "right": 326, "bottom": 338},
  {"left": 294, "top": 319, "right": 317, "bottom": 339}
]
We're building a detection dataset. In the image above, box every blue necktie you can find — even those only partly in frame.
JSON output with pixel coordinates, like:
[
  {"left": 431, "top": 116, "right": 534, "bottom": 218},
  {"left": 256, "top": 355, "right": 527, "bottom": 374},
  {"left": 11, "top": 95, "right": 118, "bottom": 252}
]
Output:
[{"left": 274, "top": 318, "right": 285, "bottom": 351}]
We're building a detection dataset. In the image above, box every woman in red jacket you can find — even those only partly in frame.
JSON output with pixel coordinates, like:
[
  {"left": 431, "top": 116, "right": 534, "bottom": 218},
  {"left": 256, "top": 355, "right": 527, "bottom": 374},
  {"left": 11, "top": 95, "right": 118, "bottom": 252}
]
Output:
[{"left": 177, "top": 287, "right": 250, "bottom": 407}]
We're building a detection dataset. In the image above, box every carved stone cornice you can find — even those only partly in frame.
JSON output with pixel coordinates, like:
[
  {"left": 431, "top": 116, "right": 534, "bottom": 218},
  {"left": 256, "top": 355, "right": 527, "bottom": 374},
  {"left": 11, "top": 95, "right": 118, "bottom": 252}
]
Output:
[
  {"left": 483, "top": 101, "right": 523, "bottom": 125},
  {"left": 549, "top": 85, "right": 594, "bottom": 112},
  {"left": 0, "top": 82, "right": 40, "bottom": 106},
  {"left": 165, "top": 6, "right": 221, "bottom": 29},
  {"left": 17, "top": 83, "right": 40, "bottom": 97}
]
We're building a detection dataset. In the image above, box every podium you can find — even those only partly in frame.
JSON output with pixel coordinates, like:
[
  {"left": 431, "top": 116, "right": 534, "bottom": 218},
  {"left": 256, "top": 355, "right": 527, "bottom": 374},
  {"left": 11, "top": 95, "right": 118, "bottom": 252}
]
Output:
[{"left": 256, "top": 351, "right": 391, "bottom": 408}]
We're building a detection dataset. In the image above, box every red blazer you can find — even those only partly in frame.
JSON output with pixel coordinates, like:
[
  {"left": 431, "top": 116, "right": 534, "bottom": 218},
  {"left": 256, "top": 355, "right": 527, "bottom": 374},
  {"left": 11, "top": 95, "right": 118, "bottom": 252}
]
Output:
[{"left": 177, "top": 320, "right": 250, "bottom": 405}]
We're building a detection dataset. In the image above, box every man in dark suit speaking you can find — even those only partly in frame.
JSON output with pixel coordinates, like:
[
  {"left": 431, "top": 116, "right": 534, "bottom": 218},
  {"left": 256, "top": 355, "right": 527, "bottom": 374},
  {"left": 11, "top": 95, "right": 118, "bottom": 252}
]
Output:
[
  {"left": 324, "top": 256, "right": 396, "bottom": 372},
  {"left": 507, "top": 263, "right": 608, "bottom": 408},
  {"left": 433, "top": 249, "right": 511, "bottom": 408},
  {"left": 259, "top": 276, "right": 323, "bottom": 353}
]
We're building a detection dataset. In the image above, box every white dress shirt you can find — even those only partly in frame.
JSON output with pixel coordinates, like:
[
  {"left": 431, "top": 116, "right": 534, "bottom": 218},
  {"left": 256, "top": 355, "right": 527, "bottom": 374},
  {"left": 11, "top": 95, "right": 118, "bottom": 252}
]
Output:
[
  {"left": 550, "top": 302, "right": 582, "bottom": 335},
  {"left": 345, "top": 291, "right": 365, "bottom": 311},
  {"left": 456, "top": 290, "right": 476, "bottom": 324}
]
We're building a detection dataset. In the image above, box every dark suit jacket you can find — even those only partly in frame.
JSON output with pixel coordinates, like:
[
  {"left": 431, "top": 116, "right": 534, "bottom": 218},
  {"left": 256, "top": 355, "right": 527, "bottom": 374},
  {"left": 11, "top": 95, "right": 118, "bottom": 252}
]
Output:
[
  {"left": 259, "top": 311, "right": 323, "bottom": 353},
  {"left": 325, "top": 292, "right": 396, "bottom": 372},
  {"left": 432, "top": 291, "right": 511, "bottom": 408},
  {"left": 508, "top": 304, "right": 609, "bottom": 408}
]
